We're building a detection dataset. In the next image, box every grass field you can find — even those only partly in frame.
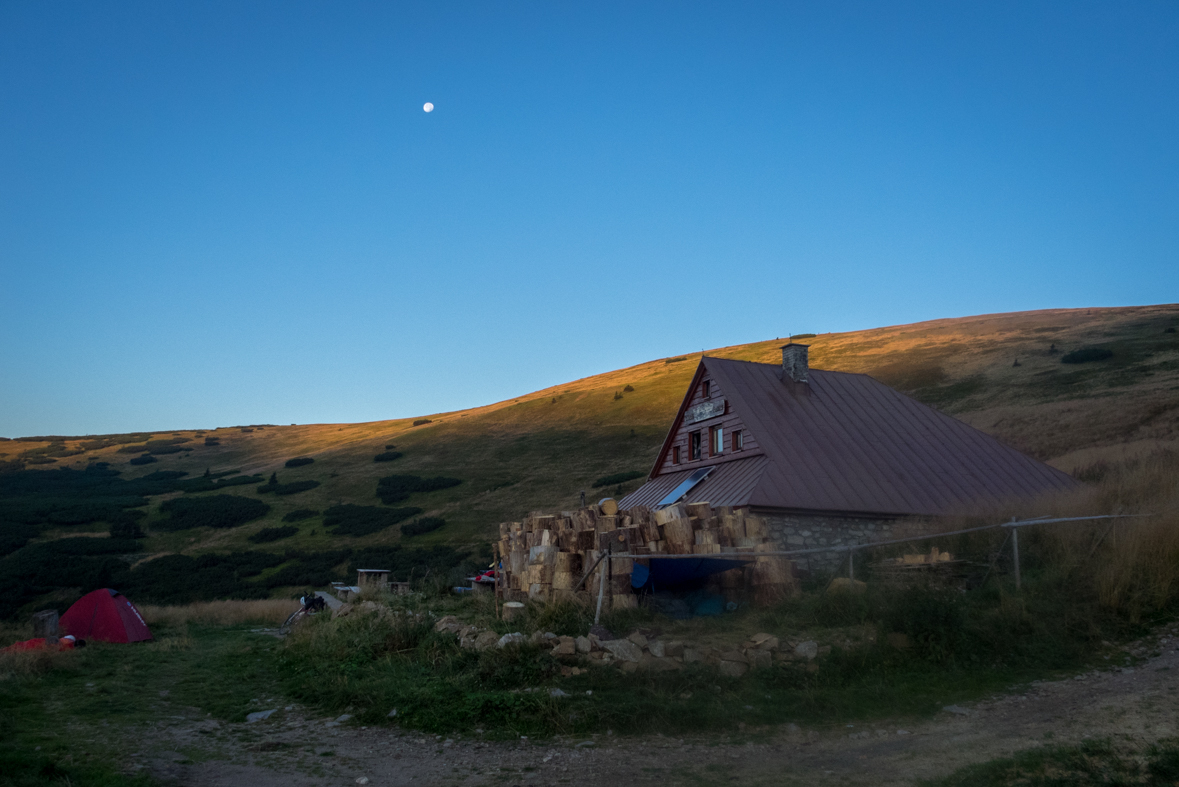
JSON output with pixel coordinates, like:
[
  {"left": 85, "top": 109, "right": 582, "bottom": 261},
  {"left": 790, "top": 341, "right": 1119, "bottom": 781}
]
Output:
[{"left": 1, "top": 304, "right": 1177, "bottom": 604}]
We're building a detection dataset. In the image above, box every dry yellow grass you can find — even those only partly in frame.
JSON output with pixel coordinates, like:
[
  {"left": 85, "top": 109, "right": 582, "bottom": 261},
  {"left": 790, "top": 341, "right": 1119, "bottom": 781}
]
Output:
[
  {"left": 0, "top": 644, "right": 77, "bottom": 680},
  {"left": 138, "top": 598, "right": 300, "bottom": 627}
]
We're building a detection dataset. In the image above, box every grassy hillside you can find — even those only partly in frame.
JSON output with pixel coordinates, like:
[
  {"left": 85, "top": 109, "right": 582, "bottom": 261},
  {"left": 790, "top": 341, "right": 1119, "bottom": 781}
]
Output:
[{"left": 2, "top": 304, "right": 1177, "bottom": 566}]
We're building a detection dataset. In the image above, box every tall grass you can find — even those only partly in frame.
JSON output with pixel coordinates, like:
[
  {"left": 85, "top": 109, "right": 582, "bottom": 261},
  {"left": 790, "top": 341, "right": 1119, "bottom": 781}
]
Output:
[{"left": 139, "top": 598, "right": 300, "bottom": 627}]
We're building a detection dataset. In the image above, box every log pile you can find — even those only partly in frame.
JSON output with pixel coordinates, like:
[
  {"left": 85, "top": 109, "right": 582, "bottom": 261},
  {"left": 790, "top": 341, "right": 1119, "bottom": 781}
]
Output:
[{"left": 496, "top": 501, "right": 795, "bottom": 611}]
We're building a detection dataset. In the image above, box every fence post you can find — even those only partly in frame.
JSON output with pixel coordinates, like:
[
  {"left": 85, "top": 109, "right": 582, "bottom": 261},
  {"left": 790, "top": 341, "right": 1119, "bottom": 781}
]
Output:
[
  {"left": 594, "top": 547, "right": 609, "bottom": 625},
  {"left": 848, "top": 549, "right": 855, "bottom": 582},
  {"left": 1011, "top": 519, "right": 1021, "bottom": 590}
]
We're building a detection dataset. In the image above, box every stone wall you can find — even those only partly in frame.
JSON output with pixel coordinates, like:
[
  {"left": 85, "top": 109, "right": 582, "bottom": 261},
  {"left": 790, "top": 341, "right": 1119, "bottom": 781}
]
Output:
[{"left": 760, "top": 511, "right": 935, "bottom": 575}]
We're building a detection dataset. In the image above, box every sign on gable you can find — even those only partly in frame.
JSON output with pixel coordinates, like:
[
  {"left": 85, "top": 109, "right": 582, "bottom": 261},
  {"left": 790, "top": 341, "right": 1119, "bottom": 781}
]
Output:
[{"left": 685, "top": 399, "right": 725, "bottom": 424}]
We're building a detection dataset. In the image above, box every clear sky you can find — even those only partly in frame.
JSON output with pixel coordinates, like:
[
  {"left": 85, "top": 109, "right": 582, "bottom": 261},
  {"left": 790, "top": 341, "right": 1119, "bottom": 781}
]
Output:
[{"left": 2, "top": 2, "right": 1177, "bottom": 437}]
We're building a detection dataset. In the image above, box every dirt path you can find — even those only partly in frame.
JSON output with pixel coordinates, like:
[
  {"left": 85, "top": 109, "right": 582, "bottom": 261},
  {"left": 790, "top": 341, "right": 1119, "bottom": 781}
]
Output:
[{"left": 134, "top": 632, "right": 1179, "bottom": 787}]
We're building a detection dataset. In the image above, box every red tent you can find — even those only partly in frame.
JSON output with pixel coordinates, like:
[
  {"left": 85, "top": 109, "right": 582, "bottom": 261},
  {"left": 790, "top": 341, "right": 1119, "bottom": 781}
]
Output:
[{"left": 59, "top": 589, "right": 153, "bottom": 643}]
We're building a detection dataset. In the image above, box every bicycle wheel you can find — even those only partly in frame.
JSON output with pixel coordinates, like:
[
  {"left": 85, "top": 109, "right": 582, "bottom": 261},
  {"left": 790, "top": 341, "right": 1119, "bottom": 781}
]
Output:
[{"left": 279, "top": 608, "right": 307, "bottom": 635}]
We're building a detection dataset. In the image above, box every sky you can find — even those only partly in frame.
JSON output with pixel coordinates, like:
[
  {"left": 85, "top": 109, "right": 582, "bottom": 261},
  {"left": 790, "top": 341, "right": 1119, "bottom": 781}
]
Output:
[{"left": 2, "top": 1, "right": 1177, "bottom": 437}]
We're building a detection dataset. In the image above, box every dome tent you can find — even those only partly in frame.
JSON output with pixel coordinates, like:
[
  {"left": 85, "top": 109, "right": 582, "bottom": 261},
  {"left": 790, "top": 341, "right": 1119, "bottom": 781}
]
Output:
[{"left": 59, "top": 588, "right": 153, "bottom": 643}]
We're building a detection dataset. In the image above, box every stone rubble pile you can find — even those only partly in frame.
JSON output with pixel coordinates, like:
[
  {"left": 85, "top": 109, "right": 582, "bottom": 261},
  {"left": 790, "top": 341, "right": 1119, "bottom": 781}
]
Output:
[{"left": 432, "top": 616, "right": 832, "bottom": 677}]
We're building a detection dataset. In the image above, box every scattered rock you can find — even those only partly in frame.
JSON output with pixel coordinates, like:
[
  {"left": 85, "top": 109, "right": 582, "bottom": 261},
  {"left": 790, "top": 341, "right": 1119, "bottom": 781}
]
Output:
[
  {"left": 719, "top": 660, "right": 748, "bottom": 678},
  {"left": 387, "top": 709, "right": 398, "bottom": 718},
  {"left": 627, "top": 631, "right": 649, "bottom": 649},
  {"left": 795, "top": 641, "right": 819, "bottom": 661},
  {"left": 497, "top": 632, "right": 527, "bottom": 649},
  {"left": 336, "top": 714, "right": 353, "bottom": 722},
  {"left": 575, "top": 636, "right": 592, "bottom": 654},
  {"left": 943, "top": 705, "right": 970, "bottom": 716},
  {"left": 552, "top": 636, "right": 576, "bottom": 656},
  {"left": 246, "top": 709, "right": 277, "bottom": 723},
  {"left": 473, "top": 631, "right": 500, "bottom": 651},
  {"left": 602, "top": 639, "right": 643, "bottom": 663},
  {"left": 356, "top": 778, "right": 369, "bottom": 785},
  {"left": 747, "top": 650, "right": 773, "bottom": 670},
  {"left": 648, "top": 640, "right": 666, "bottom": 658},
  {"left": 549, "top": 689, "right": 569, "bottom": 698}
]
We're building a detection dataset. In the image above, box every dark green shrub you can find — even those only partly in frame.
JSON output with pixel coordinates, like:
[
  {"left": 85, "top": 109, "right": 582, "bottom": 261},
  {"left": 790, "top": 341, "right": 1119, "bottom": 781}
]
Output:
[
  {"left": 257, "top": 479, "right": 321, "bottom": 496},
  {"left": 175, "top": 473, "right": 261, "bottom": 493},
  {"left": 1061, "top": 347, "right": 1114, "bottom": 364},
  {"left": 401, "top": 517, "right": 446, "bottom": 537},
  {"left": 374, "top": 451, "right": 403, "bottom": 462},
  {"left": 204, "top": 437, "right": 220, "bottom": 446},
  {"left": 110, "top": 520, "right": 146, "bottom": 539},
  {"left": 592, "top": 470, "right": 644, "bottom": 488},
  {"left": 323, "top": 504, "right": 422, "bottom": 536},
  {"left": 623, "top": 384, "right": 634, "bottom": 392},
  {"left": 157, "top": 495, "right": 270, "bottom": 531},
  {"left": 613, "top": 391, "right": 623, "bottom": 400},
  {"left": 285, "top": 457, "right": 314, "bottom": 468},
  {"left": 412, "top": 419, "right": 432, "bottom": 427},
  {"left": 128, "top": 455, "right": 157, "bottom": 465},
  {"left": 385, "top": 444, "right": 397, "bottom": 450},
  {"left": 248, "top": 525, "right": 298, "bottom": 544},
  {"left": 664, "top": 357, "right": 686, "bottom": 364},
  {"left": 376, "top": 474, "right": 462, "bottom": 504},
  {"left": 791, "top": 333, "right": 817, "bottom": 340},
  {"left": 283, "top": 508, "right": 320, "bottom": 522}
]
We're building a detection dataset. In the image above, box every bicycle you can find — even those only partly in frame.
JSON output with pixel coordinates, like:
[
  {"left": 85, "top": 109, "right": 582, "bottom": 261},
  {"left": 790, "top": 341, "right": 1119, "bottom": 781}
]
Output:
[{"left": 280, "top": 593, "right": 327, "bottom": 635}]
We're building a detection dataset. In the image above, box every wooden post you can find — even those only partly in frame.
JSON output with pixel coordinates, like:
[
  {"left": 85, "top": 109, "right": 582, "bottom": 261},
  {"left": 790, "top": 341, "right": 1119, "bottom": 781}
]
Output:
[
  {"left": 594, "top": 548, "right": 609, "bottom": 625},
  {"left": 848, "top": 549, "right": 854, "bottom": 582},
  {"left": 32, "top": 610, "right": 58, "bottom": 638},
  {"left": 1011, "top": 521, "right": 1021, "bottom": 590}
]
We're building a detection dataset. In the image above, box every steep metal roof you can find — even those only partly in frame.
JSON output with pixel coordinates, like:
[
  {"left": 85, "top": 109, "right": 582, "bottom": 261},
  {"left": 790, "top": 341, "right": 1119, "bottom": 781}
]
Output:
[{"left": 620, "top": 357, "right": 1080, "bottom": 517}]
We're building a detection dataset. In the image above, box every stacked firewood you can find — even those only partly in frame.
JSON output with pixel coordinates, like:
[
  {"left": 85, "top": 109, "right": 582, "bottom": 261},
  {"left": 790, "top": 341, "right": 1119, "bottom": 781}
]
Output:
[{"left": 496, "top": 501, "right": 795, "bottom": 611}]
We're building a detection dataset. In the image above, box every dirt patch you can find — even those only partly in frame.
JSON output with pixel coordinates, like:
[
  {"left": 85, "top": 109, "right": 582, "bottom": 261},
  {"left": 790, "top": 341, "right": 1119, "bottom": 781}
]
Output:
[{"left": 123, "top": 628, "right": 1179, "bottom": 786}]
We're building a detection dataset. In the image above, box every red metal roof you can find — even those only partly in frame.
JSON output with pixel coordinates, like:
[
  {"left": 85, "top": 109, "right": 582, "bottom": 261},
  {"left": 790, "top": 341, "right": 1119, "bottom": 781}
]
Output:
[{"left": 620, "top": 357, "right": 1080, "bottom": 517}]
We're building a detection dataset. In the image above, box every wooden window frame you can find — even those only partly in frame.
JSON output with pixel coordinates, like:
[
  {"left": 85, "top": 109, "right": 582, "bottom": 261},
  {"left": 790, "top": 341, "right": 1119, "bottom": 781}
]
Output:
[
  {"left": 733, "top": 430, "right": 744, "bottom": 451},
  {"left": 709, "top": 426, "right": 723, "bottom": 457},
  {"left": 673, "top": 445, "right": 681, "bottom": 465},
  {"left": 703, "top": 380, "right": 711, "bottom": 399},
  {"left": 689, "top": 431, "right": 702, "bottom": 461}
]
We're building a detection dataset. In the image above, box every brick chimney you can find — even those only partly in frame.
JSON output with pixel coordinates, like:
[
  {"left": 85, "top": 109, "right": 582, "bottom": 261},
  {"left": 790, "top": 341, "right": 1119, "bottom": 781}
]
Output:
[{"left": 781, "top": 343, "right": 809, "bottom": 383}]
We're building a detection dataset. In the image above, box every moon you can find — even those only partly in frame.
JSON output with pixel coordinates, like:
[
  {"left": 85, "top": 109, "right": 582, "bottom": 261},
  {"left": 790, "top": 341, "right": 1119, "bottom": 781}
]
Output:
[{"left": 423, "top": 102, "right": 434, "bottom": 113}]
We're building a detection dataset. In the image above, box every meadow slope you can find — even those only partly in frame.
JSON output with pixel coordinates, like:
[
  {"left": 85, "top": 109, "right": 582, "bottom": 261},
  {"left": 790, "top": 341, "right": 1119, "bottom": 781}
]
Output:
[{"left": 2, "top": 304, "right": 1177, "bottom": 562}]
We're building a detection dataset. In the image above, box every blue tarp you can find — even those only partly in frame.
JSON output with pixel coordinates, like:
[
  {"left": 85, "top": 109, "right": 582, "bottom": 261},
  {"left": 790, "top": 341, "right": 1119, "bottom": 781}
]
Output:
[{"left": 633, "top": 557, "right": 752, "bottom": 588}]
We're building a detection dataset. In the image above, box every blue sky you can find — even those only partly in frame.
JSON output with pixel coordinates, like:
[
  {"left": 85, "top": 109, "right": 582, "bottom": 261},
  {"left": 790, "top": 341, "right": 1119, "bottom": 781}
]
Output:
[{"left": 2, "top": 1, "right": 1176, "bottom": 436}]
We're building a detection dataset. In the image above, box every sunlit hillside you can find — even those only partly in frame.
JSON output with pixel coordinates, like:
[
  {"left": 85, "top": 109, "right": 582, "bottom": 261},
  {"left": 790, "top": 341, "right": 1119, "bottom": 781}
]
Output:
[{"left": 3, "top": 304, "right": 1177, "bottom": 560}]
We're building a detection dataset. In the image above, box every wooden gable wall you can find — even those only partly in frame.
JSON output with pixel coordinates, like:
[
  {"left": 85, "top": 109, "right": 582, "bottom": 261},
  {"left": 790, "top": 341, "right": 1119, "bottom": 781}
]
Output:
[{"left": 656, "top": 369, "right": 759, "bottom": 476}]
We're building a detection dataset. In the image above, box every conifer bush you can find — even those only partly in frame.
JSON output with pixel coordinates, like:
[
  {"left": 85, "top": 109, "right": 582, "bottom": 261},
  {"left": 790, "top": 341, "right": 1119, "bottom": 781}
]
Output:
[
  {"left": 1061, "top": 347, "right": 1114, "bottom": 364},
  {"left": 323, "top": 504, "right": 422, "bottom": 536},
  {"left": 374, "top": 451, "right": 403, "bottom": 462},
  {"left": 400, "top": 517, "right": 446, "bottom": 537},
  {"left": 156, "top": 495, "right": 270, "bottom": 531},
  {"left": 285, "top": 457, "right": 315, "bottom": 468},
  {"left": 128, "top": 455, "right": 157, "bottom": 465},
  {"left": 248, "top": 525, "right": 299, "bottom": 544},
  {"left": 376, "top": 474, "right": 462, "bottom": 504},
  {"left": 283, "top": 508, "right": 319, "bottom": 522}
]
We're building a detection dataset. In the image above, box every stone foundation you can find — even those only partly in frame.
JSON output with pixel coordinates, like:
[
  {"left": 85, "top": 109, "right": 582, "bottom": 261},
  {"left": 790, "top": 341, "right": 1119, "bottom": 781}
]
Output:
[{"left": 760, "top": 511, "right": 934, "bottom": 575}]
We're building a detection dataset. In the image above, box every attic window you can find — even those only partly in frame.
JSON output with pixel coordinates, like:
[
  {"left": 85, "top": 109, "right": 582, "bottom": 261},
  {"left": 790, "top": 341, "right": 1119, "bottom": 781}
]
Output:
[
  {"left": 672, "top": 445, "right": 681, "bottom": 464},
  {"left": 702, "top": 380, "right": 711, "bottom": 399},
  {"left": 689, "top": 431, "right": 702, "bottom": 461},
  {"left": 710, "top": 426, "right": 723, "bottom": 456},
  {"left": 733, "top": 430, "right": 744, "bottom": 451}
]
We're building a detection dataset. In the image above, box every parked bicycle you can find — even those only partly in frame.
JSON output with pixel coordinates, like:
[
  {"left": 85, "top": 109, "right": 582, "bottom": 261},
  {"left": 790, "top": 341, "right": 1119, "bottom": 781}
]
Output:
[{"left": 280, "top": 591, "right": 327, "bottom": 634}]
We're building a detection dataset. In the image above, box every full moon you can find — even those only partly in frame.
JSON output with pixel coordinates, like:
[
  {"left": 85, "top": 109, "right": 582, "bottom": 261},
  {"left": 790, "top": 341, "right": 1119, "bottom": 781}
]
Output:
[{"left": 423, "top": 102, "right": 434, "bottom": 113}]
